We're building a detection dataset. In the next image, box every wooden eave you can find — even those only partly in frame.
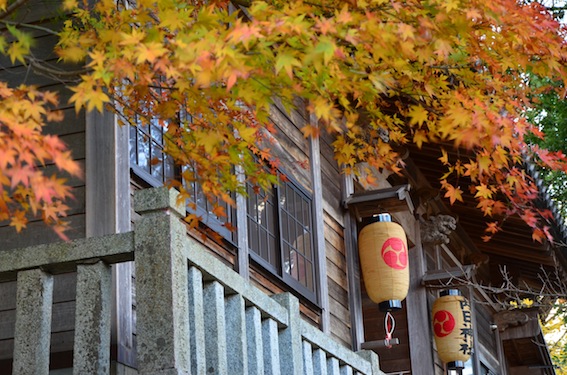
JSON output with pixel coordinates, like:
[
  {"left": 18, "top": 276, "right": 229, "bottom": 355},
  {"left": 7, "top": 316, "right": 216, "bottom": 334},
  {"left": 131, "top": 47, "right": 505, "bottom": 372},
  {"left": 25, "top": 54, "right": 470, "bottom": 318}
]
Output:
[
  {"left": 342, "top": 184, "right": 415, "bottom": 221},
  {"left": 403, "top": 142, "right": 566, "bottom": 296}
]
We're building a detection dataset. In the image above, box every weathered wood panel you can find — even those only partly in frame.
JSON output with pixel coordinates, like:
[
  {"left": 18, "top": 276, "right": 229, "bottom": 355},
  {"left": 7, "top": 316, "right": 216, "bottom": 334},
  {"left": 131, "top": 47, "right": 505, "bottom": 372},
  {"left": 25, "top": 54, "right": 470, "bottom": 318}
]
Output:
[
  {"left": 326, "top": 258, "right": 348, "bottom": 290},
  {"left": 0, "top": 214, "right": 86, "bottom": 250},
  {"left": 0, "top": 10, "right": 85, "bottom": 356},
  {"left": 0, "top": 273, "right": 77, "bottom": 362}
]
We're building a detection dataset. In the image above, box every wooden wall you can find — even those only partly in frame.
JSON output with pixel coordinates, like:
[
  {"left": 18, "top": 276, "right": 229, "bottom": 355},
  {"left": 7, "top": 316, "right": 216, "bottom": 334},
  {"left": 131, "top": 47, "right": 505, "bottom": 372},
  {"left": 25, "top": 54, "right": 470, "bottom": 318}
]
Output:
[
  {"left": 0, "top": 2, "right": 86, "bottom": 372},
  {"left": 320, "top": 130, "right": 351, "bottom": 347},
  {"left": 0, "top": 6, "right": 86, "bottom": 250}
]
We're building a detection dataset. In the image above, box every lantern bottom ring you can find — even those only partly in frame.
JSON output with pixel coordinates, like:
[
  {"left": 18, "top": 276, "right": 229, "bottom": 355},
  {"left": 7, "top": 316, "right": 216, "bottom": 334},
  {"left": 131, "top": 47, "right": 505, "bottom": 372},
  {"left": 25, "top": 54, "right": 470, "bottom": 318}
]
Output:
[
  {"left": 379, "top": 300, "right": 402, "bottom": 312},
  {"left": 447, "top": 361, "right": 465, "bottom": 370}
]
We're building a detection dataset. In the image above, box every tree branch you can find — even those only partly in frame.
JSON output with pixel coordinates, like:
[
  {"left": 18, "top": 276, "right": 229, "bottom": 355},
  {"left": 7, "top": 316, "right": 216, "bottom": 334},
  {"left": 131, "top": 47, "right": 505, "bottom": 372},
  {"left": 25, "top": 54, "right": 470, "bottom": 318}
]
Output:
[{"left": 0, "top": 0, "right": 30, "bottom": 20}]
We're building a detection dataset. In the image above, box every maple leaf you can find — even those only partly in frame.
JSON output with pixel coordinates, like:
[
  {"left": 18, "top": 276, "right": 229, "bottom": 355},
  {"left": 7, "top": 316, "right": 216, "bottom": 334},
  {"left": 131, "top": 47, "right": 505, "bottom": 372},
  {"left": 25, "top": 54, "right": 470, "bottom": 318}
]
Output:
[
  {"left": 474, "top": 184, "right": 493, "bottom": 199},
  {"left": 275, "top": 52, "right": 302, "bottom": 79},
  {"left": 10, "top": 210, "right": 27, "bottom": 232},
  {"left": 441, "top": 181, "right": 464, "bottom": 205},
  {"left": 413, "top": 130, "right": 428, "bottom": 149},
  {"left": 408, "top": 105, "right": 428, "bottom": 126}
]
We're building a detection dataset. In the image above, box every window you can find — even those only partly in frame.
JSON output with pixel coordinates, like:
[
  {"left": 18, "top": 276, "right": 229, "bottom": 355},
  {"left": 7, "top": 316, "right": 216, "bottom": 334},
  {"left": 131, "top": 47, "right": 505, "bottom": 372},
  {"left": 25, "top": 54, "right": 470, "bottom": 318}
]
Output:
[
  {"left": 247, "top": 176, "right": 318, "bottom": 303},
  {"left": 129, "top": 119, "right": 236, "bottom": 243},
  {"left": 129, "top": 119, "right": 175, "bottom": 186},
  {"left": 184, "top": 166, "right": 237, "bottom": 243},
  {"left": 129, "top": 121, "right": 318, "bottom": 303}
]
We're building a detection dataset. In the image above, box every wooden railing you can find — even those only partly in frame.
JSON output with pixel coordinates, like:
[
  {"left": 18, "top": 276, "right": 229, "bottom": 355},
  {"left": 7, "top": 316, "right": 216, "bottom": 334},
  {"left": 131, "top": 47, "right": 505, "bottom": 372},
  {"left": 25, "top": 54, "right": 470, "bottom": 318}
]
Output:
[{"left": 1, "top": 187, "right": 384, "bottom": 375}]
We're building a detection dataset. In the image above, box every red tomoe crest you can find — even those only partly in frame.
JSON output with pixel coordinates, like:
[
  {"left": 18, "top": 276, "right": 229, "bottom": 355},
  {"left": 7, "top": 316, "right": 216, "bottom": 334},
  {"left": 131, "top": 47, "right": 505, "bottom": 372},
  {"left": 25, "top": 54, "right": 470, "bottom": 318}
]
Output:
[
  {"left": 381, "top": 237, "right": 408, "bottom": 270},
  {"left": 433, "top": 310, "right": 456, "bottom": 337}
]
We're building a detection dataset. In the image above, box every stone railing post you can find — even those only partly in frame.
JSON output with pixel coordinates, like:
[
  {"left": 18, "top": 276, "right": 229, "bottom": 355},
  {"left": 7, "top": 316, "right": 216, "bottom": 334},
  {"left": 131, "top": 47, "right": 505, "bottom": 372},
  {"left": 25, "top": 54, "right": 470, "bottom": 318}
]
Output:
[
  {"left": 134, "top": 187, "right": 191, "bottom": 375},
  {"left": 73, "top": 260, "right": 112, "bottom": 375},
  {"left": 12, "top": 269, "right": 53, "bottom": 375},
  {"left": 356, "top": 350, "right": 383, "bottom": 375},
  {"left": 272, "top": 293, "right": 304, "bottom": 375}
]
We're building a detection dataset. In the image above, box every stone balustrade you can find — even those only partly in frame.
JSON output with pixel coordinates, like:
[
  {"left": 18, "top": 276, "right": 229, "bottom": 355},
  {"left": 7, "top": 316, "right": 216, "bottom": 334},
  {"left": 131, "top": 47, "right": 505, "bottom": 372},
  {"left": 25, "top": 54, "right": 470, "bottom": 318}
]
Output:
[{"left": 0, "top": 187, "right": 384, "bottom": 375}]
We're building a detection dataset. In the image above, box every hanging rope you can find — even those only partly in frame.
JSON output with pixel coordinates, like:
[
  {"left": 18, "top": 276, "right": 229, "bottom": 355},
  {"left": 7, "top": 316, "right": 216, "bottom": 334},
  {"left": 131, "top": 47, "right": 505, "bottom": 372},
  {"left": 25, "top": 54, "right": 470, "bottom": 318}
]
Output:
[{"left": 384, "top": 311, "right": 396, "bottom": 349}]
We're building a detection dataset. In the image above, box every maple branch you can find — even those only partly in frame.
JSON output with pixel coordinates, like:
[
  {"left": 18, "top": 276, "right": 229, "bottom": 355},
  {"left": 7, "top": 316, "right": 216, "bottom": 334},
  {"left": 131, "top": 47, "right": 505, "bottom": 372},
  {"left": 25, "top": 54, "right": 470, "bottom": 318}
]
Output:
[
  {"left": 0, "top": 0, "right": 30, "bottom": 19},
  {"left": 231, "top": 0, "right": 252, "bottom": 7},
  {"left": 427, "top": 262, "right": 567, "bottom": 310},
  {"left": 0, "top": 20, "right": 59, "bottom": 36},
  {"left": 27, "top": 58, "right": 88, "bottom": 83}
]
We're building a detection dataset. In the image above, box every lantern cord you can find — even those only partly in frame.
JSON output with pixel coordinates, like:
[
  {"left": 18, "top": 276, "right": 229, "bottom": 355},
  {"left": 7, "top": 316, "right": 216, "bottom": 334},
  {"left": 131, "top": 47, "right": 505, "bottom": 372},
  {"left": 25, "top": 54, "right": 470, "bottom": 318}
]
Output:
[{"left": 384, "top": 312, "right": 395, "bottom": 349}]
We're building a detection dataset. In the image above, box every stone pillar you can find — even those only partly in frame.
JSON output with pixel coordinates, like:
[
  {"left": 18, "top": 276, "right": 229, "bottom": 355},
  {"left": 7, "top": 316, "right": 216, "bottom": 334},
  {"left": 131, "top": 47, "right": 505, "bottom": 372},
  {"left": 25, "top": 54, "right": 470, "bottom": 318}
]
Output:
[
  {"left": 187, "top": 266, "right": 206, "bottom": 375},
  {"left": 272, "top": 293, "right": 304, "bottom": 375},
  {"left": 134, "top": 187, "right": 190, "bottom": 375},
  {"left": 73, "top": 261, "right": 112, "bottom": 375},
  {"left": 225, "top": 294, "right": 248, "bottom": 374},
  {"left": 13, "top": 269, "right": 53, "bottom": 375},
  {"left": 246, "top": 306, "right": 265, "bottom": 375},
  {"left": 312, "top": 348, "right": 327, "bottom": 375},
  {"left": 203, "top": 281, "right": 228, "bottom": 374},
  {"left": 262, "top": 318, "right": 281, "bottom": 375},
  {"left": 356, "top": 350, "right": 383, "bottom": 375}
]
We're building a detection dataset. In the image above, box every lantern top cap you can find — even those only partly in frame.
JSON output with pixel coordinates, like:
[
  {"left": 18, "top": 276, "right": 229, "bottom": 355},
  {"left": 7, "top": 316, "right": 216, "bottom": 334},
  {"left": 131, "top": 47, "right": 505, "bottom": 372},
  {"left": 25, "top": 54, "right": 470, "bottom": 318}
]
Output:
[
  {"left": 363, "top": 213, "right": 392, "bottom": 225},
  {"left": 440, "top": 289, "right": 461, "bottom": 297}
]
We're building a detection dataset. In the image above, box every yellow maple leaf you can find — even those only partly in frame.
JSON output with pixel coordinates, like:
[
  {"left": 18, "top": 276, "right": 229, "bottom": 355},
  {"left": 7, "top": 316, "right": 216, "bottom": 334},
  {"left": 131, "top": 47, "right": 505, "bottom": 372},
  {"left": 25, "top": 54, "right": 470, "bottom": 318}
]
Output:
[
  {"left": 413, "top": 130, "right": 428, "bottom": 148},
  {"left": 442, "top": 181, "right": 464, "bottom": 204},
  {"left": 474, "top": 184, "right": 493, "bottom": 199},
  {"left": 408, "top": 105, "right": 428, "bottom": 126}
]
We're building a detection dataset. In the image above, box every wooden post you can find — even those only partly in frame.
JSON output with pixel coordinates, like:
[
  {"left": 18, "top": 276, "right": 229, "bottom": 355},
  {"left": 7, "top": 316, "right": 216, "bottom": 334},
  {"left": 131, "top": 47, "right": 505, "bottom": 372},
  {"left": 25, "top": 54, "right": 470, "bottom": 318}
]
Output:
[
  {"left": 406, "top": 219, "right": 435, "bottom": 373},
  {"left": 309, "top": 127, "right": 330, "bottom": 334},
  {"left": 342, "top": 174, "right": 364, "bottom": 350}
]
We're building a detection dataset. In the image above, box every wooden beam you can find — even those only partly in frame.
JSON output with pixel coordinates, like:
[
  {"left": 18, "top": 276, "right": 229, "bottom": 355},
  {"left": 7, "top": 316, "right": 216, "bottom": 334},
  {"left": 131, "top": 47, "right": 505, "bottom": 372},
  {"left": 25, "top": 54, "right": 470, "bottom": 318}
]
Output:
[
  {"left": 422, "top": 265, "right": 475, "bottom": 286},
  {"left": 343, "top": 184, "right": 415, "bottom": 221},
  {"left": 406, "top": 219, "right": 435, "bottom": 373},
  {"left": 309, "top": 126, "right": 330, "bottom": 334},
  {"left": 342, "top": 174, "right": 365, "bottom": 351}
]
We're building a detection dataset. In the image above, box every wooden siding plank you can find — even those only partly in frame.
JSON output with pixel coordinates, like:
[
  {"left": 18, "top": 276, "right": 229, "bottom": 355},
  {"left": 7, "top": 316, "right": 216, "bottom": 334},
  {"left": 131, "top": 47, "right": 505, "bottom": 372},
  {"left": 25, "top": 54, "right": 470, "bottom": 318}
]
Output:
[
  {"left": 327, "top": 279, "right": 348, "bottom": 310},
  {"left": 326, "top": 260, "right": 348, "bottom": 290},
  {"left": 329, "top": 296, "right": 350, "bottom": 327},
  {"left": 44, "top": 108, "right": 86, "bottom": 135},
  {"left": 0, "top": 215, "right": 86, "bottom": 253}
]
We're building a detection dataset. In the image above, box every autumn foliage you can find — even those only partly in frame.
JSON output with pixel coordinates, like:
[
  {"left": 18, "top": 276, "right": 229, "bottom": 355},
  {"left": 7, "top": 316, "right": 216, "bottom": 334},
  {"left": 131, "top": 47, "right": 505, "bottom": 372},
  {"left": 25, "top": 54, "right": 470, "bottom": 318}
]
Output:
[
  {"left": 0, "top": 83, "right": 80, "bottom": 236},
  {"left": 2, "top": 0, "right": 567, "bottom": 239}
]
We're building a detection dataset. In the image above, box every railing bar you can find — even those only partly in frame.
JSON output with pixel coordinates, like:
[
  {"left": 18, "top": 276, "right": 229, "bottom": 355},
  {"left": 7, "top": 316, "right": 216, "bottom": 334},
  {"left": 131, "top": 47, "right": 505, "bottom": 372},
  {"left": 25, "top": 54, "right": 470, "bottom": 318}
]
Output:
[
  {"left": 246, "top": 306, "right": 265, "bottom": 375},
  {"left": 12, "top": 269, "right": 53, "bottom": 375},
  {"left": 73, "top": 261, "right": 112, "bottom": 375},
  {"left": 301, "top": 320, "right": 371, "bottom": 373},
  {"left": 312, "top": 348, "right": 327, "bottom": 375},
  {"left": 327, "top": 357, "right": 340, "bottom": 375},
  {"left": 188, "top": 266, "right": 206, "bottom": 375},
  {"left": 225, "top": 294, "right": 248, "bottom": 374},
  {"left": 262, "top": 318, "right": 281, "bottom": 375},
  {"left": 273, "top": 293, "right": 304, "bottom": 375},
  {"left": 203, "top": 281, "right": 228, "bottom": 375},
  {"left": 181, "top": 237, "right": 289, "bottom": 326},
  {"left": 0, "top": 232, "right": 134, "bottom": 279},
  {"left": 302, "top": 341, "right": 314, "bottom": 375},
  {"left": 340, "top": 365, "right": 354, "bottom": 375}
]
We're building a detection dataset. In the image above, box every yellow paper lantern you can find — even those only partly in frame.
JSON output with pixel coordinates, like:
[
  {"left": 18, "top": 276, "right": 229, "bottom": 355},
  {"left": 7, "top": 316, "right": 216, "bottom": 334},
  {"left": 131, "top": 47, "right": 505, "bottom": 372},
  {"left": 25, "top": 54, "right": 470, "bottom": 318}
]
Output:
[
  {"left": 432, "top": 290, "right": 473, "bottom": 370},
  {"left": 358, "top": 213, "right": 409, "bottom": 311}
]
